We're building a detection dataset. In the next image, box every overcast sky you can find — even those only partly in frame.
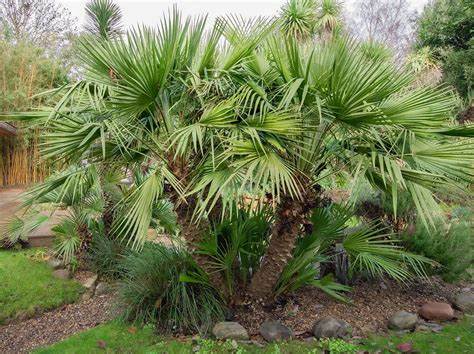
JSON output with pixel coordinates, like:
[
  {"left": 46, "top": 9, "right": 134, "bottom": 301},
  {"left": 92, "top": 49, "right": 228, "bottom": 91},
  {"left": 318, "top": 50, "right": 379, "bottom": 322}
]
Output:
[{"left": 60, "top": 0, "right": 430, "bottom": 28}]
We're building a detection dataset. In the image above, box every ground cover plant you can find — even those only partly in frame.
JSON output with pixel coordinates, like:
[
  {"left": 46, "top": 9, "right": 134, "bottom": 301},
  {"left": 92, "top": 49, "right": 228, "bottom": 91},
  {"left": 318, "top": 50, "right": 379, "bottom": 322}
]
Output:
[
  {"left": 1, "top": 0, "right": 473, "bottom": 342},
  {"left": 0, "top": 249, "right": 83, "bottom": 324}
]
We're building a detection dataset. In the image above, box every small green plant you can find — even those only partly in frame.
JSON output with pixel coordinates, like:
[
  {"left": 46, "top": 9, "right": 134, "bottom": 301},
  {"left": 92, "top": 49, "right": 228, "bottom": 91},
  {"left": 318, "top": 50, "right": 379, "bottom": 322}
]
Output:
[
  {"left": 52, "top": 217, "right": 81, "bottom": 264},
  {"left": 320, "top": 338, "right": 358, "bottom": 353},
  {"left": 87, "top": 233, "right": 129, "bottom": 279},
  {"left": 118, "top": 243, "right": 224, "bottom": 334},
  {"left": 403, "top": 220, "right": 473, "bottom": 282},
  {"left": 0, "top": 213, "right": 48, "bottom": 248}
]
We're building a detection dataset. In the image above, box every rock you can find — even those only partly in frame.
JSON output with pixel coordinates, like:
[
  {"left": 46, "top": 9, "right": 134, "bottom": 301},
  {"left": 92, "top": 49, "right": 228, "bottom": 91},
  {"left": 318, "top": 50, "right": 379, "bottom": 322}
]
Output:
[
  {"left": 81, "top": 291, "right": 93, "bottom": 301},
  {"left": 453, "top": 292, "right": 474, "bottom": 314},
  {"left": 388, "top": 311, "right": 418, "bottom": 330},
  {"left": 94, "top": 282, "right": 112, "bottom": 296},
  {"left": 212, "top": 322, "right": 249, "bottom": 340},
  {"left": 52, "top": 269, "right": 70, "bottom": 280},
  {"left": 312, "top": 317, "right": 352, "bottom": 339},
  {"left": 415, "top": 321, "right": 444, "bottom": 333},
  {"left": 259, "top": 321, "right": 292, "bottom": 342},
  {"left": 250, "top": 340, "right": 265, "bottom": 348},
  {"left": 47, "top": 258, "right": 63, "bottom": 270},
  {"left": 81, "top": 274, "right": 98, "bottom": 290},
  {"left": 419, "top": 302, "right": 454, "bottom": 321}
]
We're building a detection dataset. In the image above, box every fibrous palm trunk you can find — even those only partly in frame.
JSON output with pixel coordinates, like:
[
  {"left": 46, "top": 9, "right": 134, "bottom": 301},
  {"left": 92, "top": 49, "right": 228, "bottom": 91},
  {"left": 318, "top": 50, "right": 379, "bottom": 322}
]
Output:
[
  {"left": 168, "top": 155, "right": 227, "bottom": 296},
  {"left": 102, "top": 191, "right": 113, "bottom": 235},
  {"left": 248, "top": 192, "right": 316, "bottom": 301}
]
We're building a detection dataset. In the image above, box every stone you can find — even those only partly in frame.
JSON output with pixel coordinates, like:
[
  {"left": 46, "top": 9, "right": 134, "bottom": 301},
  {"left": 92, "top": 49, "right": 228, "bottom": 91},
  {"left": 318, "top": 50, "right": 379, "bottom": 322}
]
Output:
[
  {"left": 47, "top": 258, "right": 63, "bottom": 270},
  {"left": 81, "top": 291, "right": 93, "bottom": 301},
  {"left": 212, "top": 322, "right": 249, "bottom": 340},
  {"left": 81, "top": 274, "right": 98, "bottom": 290},
  {"left": 312, "top": 317, "right": 352, "bottom": 339},
  {"left": 52, "top": 269, "right": 70, "bottom": 280},
  {"left": 259, "top": 321, "right": 292, "bottom": 342},
  {"left": 388, "top": 311, "right": 418, "bottom": 330},
  {"left": 453, "top": 292, "right": 474, "bottom": 314},
  {"left": 415, "top": 321, "right": 444, "bottom": 333},
  {"left": 419, "top": 302, "right": 454, "bottom": 321},
  {"left": 94, "top": 282, "right": 112, "bottom": 296}
]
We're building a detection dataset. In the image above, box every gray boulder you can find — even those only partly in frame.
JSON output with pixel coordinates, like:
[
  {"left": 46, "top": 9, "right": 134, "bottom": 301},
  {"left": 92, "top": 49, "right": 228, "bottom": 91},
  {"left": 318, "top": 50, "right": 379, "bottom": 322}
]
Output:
[
  {"left": 212, "top": 322, "right": 249, "bottom": 340},
  {"left": 388, "top": 311, "right": 418, "bottom": 330},
  {"left": 52, "top": 269, "right": 70, "bottom": 280},
  {"left": 259, "top": 321, "right": 292, "bottom": 342},
  {"left": 94, "top": 282, "right": 112, "bottom": 296},
  {"left": 415, "top": 321, "right": 444, "bottom": 333},
  {"left": 312, "top": 317, "right": 352, "bottom": 339},
  {"left": 453, "top": 292, "right": 474, "bottom": 314},
  {"left": 47, "top": 258, "right": 63, "bottom": 270},
  {"left": 81, "top": 274, "right": 98, "bottom": 290}
]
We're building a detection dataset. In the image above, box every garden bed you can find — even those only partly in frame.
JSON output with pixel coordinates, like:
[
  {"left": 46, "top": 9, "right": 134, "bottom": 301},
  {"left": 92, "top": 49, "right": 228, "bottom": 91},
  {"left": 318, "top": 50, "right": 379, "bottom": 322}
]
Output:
[{"left": 235, "top": 277, "right": 467, "bottom": 338}]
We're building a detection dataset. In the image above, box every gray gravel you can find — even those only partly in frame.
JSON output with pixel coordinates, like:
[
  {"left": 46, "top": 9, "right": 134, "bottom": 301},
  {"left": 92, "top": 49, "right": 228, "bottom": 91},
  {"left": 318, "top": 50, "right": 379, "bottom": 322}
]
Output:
[{"left": 0, "top": 293, "right": 116, "bottom": 353}]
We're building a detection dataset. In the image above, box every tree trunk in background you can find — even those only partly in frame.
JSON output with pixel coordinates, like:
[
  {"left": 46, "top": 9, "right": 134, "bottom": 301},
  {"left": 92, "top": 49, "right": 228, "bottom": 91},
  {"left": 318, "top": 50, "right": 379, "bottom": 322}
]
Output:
[{"left": 248, "top": 193, "right": 316, "bottom": 301}]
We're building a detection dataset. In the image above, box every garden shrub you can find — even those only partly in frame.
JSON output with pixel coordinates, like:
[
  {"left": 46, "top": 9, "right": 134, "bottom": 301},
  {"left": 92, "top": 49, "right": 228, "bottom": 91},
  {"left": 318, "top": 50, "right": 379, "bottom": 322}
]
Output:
[
  {"left": 87, "top": 234, "right": 129, "bottom": 279},
  {"left": 118, "top": 242, "right": 224, "bottom": 334},
  {"left": 403, "top": 221, "right": 473, "bottom": 282}
]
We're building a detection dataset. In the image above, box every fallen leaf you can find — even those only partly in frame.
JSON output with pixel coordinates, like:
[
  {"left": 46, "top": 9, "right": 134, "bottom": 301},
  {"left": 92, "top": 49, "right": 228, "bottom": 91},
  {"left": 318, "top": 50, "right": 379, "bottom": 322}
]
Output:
[
  {"left": 396, "top": 342, "right": 413, "bottom": 353},
  {"left": 97, "top": 340, "right": 107, "bottom": 349},
  {"left": 127, "top": 326, "right": 137, "bottom": 334}
]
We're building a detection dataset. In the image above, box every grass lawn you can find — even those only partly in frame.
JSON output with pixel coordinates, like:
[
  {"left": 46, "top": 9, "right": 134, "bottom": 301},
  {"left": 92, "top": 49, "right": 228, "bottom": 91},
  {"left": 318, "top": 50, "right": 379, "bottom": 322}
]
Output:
[
  {"left": 35, "top": 317, "right": 474, "bottom": 353},
  {"left": 0, "top": 249, "right": 84, "bottom": 324},
  {"left": 361, "top": 316, "right": 474, "bottom": 353}
]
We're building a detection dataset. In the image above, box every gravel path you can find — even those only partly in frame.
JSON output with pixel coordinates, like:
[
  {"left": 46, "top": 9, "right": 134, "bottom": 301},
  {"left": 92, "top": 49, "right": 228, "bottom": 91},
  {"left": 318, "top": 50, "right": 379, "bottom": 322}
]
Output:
[{"left": 0, "top": 293, "right": 116, "bottom": 353}]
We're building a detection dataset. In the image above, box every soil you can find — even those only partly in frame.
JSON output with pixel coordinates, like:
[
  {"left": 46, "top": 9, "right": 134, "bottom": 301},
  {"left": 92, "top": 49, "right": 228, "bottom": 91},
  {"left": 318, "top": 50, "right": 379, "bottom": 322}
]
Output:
[
  {"left": 234, "top": 277, "right": 467, "bottom": 338},
  {"left": 0, "top": 293, "right": 116, "bottom": 353}
]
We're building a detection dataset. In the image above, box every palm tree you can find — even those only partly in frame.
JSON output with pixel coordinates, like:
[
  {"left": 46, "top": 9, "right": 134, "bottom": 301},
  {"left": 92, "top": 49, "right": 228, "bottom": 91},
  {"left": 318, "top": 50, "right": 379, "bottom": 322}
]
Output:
[
  {"left": 5, "top": 7, "right": 473, "bottom": 302},
  {"left": 280, "top": 0, "right": 318, "bottom": 41},
  {"left": 85, "top": 0, "right": 123, "bottom": 40},
  {"left": 316, "top": 0, "right": 343, "bottom": 41}
]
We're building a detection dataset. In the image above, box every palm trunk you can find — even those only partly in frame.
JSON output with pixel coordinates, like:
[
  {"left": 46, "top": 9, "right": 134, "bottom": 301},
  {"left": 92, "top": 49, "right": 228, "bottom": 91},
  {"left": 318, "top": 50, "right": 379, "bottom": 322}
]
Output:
[
  {"left": 168, "top": 155, "right": 227, "bottom": 296},
  {"left": 175, "top": 194, "right": 227, "bottom": 296},
  {"left": 248, "top": 192, "right": 316, "bottom": 301}
]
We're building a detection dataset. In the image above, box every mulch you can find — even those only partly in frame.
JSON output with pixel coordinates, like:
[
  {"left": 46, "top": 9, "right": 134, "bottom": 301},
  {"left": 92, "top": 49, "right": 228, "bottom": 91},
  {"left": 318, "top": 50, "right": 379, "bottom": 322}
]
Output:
[
  {"left": 235, "top": 277, "right": 467, "bottom": 338},
  {"left": 0, "top": 293, "right": 116, "bottom": 353}
]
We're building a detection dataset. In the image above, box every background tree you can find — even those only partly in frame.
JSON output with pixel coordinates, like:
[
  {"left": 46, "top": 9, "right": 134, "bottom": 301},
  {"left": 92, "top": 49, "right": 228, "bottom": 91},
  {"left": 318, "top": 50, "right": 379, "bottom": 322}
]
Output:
[
  {"left": 279, "top": 0, "right": 342, "bottom": 42},
  {"left": 0, "top": 0, "right": 76, "bottom": 49},
  {"left": 348, "top": 0, "right": 417, "bottom": 61},
  {"left": 0, "top": 34, "right": 69, "bottom": 186},
  {"left": 417, "top": 0, "right": 473, "bottom": 106}
]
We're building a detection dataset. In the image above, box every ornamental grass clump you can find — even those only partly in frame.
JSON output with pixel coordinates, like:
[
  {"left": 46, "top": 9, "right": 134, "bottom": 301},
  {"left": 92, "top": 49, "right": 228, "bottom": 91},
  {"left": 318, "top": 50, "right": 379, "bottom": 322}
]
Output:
[{"left": 118, "top": 243, "right": 224, "bottom": 334}]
